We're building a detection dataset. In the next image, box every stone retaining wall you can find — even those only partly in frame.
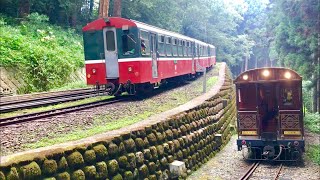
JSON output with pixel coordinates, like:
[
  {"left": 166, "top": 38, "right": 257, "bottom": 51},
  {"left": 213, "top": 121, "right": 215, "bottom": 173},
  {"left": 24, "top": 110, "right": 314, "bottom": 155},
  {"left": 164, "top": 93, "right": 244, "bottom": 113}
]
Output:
[{"left": 0, "top": 63, "right": 236, "bottom": 180}]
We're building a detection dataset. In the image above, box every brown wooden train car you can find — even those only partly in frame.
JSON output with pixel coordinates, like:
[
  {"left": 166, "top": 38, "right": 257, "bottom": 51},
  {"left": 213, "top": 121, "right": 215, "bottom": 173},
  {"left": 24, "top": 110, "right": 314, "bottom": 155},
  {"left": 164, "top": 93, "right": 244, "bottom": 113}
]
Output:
[{"left": 234, "top": 67, "right": 304, "bottom": 161}]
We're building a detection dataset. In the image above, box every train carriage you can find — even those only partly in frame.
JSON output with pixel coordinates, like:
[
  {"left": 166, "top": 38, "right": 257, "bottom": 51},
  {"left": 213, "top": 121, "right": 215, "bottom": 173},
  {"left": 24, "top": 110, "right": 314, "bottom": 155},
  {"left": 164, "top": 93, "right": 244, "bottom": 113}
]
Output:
[
  {"left": 82, "top": 17, "right": 216, "bottom": 95},
  {"left": 234, "top": 68, "right": 305, "bottom": 161}
]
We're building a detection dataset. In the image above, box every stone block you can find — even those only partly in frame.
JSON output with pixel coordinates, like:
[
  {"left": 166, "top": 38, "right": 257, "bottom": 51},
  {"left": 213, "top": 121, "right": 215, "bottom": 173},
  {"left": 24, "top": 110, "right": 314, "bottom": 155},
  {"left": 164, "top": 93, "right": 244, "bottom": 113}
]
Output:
[{"left": 169, "top": 160, "right": 186, "bottom": 178}]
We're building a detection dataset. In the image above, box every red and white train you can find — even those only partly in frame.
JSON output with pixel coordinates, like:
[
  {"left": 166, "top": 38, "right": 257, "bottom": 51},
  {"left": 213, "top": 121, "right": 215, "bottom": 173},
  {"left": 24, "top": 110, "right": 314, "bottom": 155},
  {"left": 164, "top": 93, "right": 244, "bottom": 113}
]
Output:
[{"left": 82, "top": 17, "right": 216, "bottom": 95}]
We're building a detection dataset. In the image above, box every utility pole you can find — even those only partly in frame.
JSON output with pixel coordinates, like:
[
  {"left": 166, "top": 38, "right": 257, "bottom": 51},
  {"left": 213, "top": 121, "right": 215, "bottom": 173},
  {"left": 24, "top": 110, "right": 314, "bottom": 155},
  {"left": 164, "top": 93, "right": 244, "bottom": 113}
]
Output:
[
  {"left": 99, "top": 0, "right": 109, "bottom": 18},
  {"left": 113, "top": 0, "right": 122, "bottom": 17}
]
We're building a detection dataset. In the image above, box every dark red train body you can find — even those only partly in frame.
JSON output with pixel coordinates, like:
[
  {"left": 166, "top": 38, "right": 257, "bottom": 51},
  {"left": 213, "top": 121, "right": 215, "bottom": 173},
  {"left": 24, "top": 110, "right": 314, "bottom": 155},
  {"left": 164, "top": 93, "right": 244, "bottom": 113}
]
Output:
[
  {"left": 82, "top": 17, "right": 216, "bottom": 94},
  {"left": 234, "top": 68, "right": 305, "bottom": 161}
]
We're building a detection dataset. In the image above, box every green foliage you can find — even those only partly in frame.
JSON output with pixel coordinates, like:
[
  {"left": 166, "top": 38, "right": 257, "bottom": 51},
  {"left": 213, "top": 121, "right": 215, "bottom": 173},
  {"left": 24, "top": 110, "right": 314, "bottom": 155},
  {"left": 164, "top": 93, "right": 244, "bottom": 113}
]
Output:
[
  {"left": 304, "top": 112, "right": 320, "bottom": 134},
  {"left": 307, "top": 145, "right": 320, "bottom": 165},
  {"left": 0, "top": 13, "right": 84, "bottom": 93}
]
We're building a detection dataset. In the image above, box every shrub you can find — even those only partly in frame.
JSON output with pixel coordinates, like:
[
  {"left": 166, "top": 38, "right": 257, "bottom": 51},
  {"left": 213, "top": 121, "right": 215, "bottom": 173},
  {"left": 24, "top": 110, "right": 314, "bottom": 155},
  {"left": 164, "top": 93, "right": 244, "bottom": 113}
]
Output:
[{"left": 304, "top": 112, "right": 320, "bottom": 134}]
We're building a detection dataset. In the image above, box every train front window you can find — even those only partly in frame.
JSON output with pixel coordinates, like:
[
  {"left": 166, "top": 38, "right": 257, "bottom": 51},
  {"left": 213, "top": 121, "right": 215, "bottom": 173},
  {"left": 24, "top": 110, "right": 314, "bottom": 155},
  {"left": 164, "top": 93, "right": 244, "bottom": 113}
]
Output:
[
  {"left": 106, "top": 30, "right": 115, "bottom": 51},
  {"left": 122, "top": 34, "right": 136, "bottom": 55}
]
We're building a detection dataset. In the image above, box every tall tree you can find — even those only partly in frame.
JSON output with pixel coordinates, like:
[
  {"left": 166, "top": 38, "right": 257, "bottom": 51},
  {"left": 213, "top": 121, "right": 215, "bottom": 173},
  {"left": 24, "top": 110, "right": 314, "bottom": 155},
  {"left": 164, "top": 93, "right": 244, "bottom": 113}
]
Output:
[
  {"left": 113, "top": 0, "right": 121, "bottom": 17},
  {"left": 19, "top": 0, "right": 30, "bottom": 17},
  {"left": 99, "top": 0, "right": 109, "bottom": 18}
]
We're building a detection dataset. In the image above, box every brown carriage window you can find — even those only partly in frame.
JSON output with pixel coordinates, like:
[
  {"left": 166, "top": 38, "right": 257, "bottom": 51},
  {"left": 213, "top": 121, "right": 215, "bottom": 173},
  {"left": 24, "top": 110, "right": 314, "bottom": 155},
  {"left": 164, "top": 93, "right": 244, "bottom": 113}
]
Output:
[
  {"left": 166, "top": 37, "right": 172, "bottom": 56},
  {"left": 122, "top": 34, "right": 136, "bottom": 55},
  {"left": 282, "top": 88, "right": 294, "bottom": 106},
  {"left": 158, "top": 35, "right": 165, "bottom": 56},
  {"left": 140, "top": 30, "right": 150, "bottom": 56},
  {"left": 106, "top": 30, "right": 115, "bottom": 51}
]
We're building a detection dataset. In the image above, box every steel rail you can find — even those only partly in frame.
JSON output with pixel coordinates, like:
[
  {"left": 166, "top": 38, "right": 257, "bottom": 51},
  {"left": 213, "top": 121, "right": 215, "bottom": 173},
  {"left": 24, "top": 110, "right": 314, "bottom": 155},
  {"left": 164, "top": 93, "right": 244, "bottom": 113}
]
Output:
[
  {"left": 0, "top": 97, "right": 128, "bottom": 127},
  {"left": 239, "top": 161, "right": 260, "bottom": 180},
  {"left": 273, "top": 163, "right": 283, "bottom": 180}
]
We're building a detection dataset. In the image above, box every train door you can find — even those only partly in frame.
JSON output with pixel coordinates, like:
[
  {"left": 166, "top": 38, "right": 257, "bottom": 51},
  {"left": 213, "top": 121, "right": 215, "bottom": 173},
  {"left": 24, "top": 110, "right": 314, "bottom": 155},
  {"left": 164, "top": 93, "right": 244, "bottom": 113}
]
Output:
[
  {"left": 103, "top": 27, "right": 119, "bottom": 79},
  {"left": 150, "top": 33, "right": 158, "bottom": 78},
  {"left": 191, "top": 42, "right": 195, "bottom": 72},
  {"left": 257, "top": 83, "right": 279, "bottom": 135}
]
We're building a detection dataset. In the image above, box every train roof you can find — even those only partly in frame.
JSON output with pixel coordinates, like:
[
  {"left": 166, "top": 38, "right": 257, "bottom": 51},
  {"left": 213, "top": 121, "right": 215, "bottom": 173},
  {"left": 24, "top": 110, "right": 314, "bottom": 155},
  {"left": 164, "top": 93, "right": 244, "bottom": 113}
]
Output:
[
  {"left": 234, "top": 67, "right": 302, "bottom": 84},
  {"left": 83, "top": 17, "right": 214, "bottom": 48}
]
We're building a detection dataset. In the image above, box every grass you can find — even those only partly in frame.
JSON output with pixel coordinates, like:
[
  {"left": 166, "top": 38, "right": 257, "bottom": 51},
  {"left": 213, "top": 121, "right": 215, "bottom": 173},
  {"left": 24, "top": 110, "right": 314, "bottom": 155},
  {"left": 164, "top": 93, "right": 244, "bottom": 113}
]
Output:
[
  {"left": 306, "top": 145, "right": 320, "bottom": 165},
  {"left": 22, "top": 69, "right": 220, "bottom": 149},
  {"left": 49, "top": 81, "right": 89, "bottom": 92},
  {"left": 0, "top": 96, "right": 113, "bottom": 118},
  {"left": 304, "top": 112, "right": 320, "bottom": 134}
]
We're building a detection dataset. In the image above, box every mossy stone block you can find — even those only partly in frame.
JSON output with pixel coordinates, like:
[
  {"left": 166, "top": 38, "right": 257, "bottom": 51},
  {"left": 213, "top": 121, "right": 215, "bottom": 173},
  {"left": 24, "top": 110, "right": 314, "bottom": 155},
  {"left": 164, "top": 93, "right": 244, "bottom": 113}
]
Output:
[
  {"left": 58, "top": 157, "right": 68, "bottom": 171},
  {"left": 165, "top": 129, "right": 173, "bottom": 140},
  {"left": 148, "top": 174, "right": 157, "bottom": 180},
  {"left": 147, "top": 133, "right": 157, "bottom": 145},
  {"left": 93, "top": 144, "right": 108, "bottom": 161},
  {"left": 83, "top": 165, "right": 96, "bottom": 179},
  {"left": 135, "top": 152, "right": 144, "bottom": 165},
  {"left": 118, "top": 142, "right": 126, "bottom": 155},
  {"left": 21, "top": 161, "right": 41, "bottom": 180},
  {"left": 95, "top": 161, "right": 108, "bottom": 179},
  {"left": 6, "top": 167, "right": 19, "bottom": 180},
  {"left": 155, "top": 132, "right": 164, "bottom": 143},
  {"left": 143, "top": 149, "right": 152, "bottom": 160},
  {"left": 155, "top": 170, "right": 162, "bottom": 179},
  {"left": 43, "top": 177, "right": 56, "bottom": 180},
  {"left": 56, "top": 172, "right": 70, "bottom": 180},
  {"left": 123, "top": 171, "right": 133, "bottom": 180},
  {"left": 160, "top": 157, "right": 168, "bottom": 167},
  {"left": 124, "top": 138, "right": 136, "bottom": 152},
  {"left": 71, "top": 169, "right": 85, "bottom": 180},
  {"left": 108, "top": 143, "right": 119, "bottom": 158},
  {"left": 111, "top": 173, "right": 123, "bottom": 180},
  {"left": 117, "top": 156, "right": 128, "bottom": 168},
  {"left": 43, "top": 159, "right": 58, "bottom": 175},
  {"left": 149, "top": 146, "right": 158, "bottom": 160},
  {"left": 167, "top": 155, "right": 174, "bottom": 163},
  {"left": 135, "top": 138, "right": 145, "bottom": 150},
  {"left": 138, "top": 164, "right": 149, "bottom": 178},
  {"left": 84, "top": 150, "right": 96, "bottom": 164},
  {"left": 173, "top": 140, "right": 181, "bottom": 150},
  {"left": 156, "top": 145, "right": 164, "bottom": 157},
  {"left": 127, "top": 153, "right": 136, "bottom": 170},
  {"left": 107, "top": 159, "right": 119, "bottom": 175},
  {"left": 147, "top": 162, "right": 156, "bottom": 174},
  {"left": 67, "top": 152, "right": 84, "bottom": 169}
]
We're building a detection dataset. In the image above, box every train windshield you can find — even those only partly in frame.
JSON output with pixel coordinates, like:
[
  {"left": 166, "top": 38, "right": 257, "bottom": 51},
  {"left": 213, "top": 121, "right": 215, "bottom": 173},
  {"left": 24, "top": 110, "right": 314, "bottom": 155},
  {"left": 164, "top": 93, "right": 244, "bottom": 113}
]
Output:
[{"left": 122, "top": 34, "right": 137, "bottom": 55}]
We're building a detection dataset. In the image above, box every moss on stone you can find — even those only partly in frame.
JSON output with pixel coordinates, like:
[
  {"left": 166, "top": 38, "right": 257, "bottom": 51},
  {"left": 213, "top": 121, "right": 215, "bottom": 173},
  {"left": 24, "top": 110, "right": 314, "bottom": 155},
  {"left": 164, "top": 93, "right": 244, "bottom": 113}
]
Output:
[
  {"left": 167, "top": 155, "right": 174, "bottom": 163},
  {"left": 6, "top": 167, "right": 19, "bottom": 180},
  {"left": 95, "top": 161, "right": 108, "bottom": 179},
  {"left": 58, "top": 157, "right": 68, "bottom": 171},
  {"left": 20, "top": 161, "right": 41, "bottom": 180},
  {"left": 107, "top": 159, "right": 119, "bottom": 175},
  {"left": 160, "top": 157, "right": 168, "bottom": 167},
  {"left": 147, "top": 133, "right": 157, "bottom": 145},
  {"left": 83, "top": 150, "right": 96, "bottom": 164},
  {"left": 83, "top": 165, "right": 96, "bottom": 179},
  {"left": 43, "top": 159, "right": 58, "bottom": 175},
  {"left": 155, "top": 170, "right": 162, "bottom": 179},
  {"left": 71, "top": 169, "right": 85, "bottom": 180},
  {"left": 43, "top": 177, "right": 56, "bottom": 180},
  {"left": 108, "top": 143, "right": 119, "bottom": 158},
  {"left": 126, "top": 153, "right": 136, "bottom": 170},
  {"left": 133, "top": 168, "right": 139, "bottom": 179},
  {"left": 135, "top": 152, "right": 144, "bottom": 165},
  {"left": 118, "top": 142, "right": 126, "bottom": 155},
  {"left": 117, "top": 156, "right": 128, "bottom": 168},
  {"left": 155, "top": 132, "right": 164, "bottom": 143},
  {"left": 111, "top": 173, "right": 123, "bottom": 180},
  {"left": 93, "top": 144, "right": 108, "bottom": 161},
  {"left": 124, "top": 138, "right": 136, "bottom": 152},
  {"left": 56, "top": 172, "right": 70, "bottom": 180},
  {"left": 138, "top": 164, "right": 149, "bottom": 178},
  {"left": 147, "top": 162, "right": 156, "bottom": 174},
  {"left": 156, "top": 145, "right": 164, "bottom": 157},
  {"left": 123, "top": 171, "right": 133, "bottom": 180},
  {"left": 67, "top": 151, "right": 84, "bottom": 169},
  {"left": 134, "top": 138, "right": 145, "bottom": 150},
  {"left": 143, "top": 149, "right": 152, "bottom": 160},
  {"left": 165, "top": 129, "right": 173, "bottom": 140},
  {"left": 149, "top": 146, "right": 158, "bottom": 160},
  {"left": 148, "top": 174, "right": 157, "bottom": 180}
]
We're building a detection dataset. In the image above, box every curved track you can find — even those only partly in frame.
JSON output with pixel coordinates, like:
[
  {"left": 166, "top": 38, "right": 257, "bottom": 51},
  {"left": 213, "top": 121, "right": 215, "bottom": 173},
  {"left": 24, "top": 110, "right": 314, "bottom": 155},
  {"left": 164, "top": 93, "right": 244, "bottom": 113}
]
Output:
[
  {"left": 239, "top": 161, "right": 283, "bottom": 180},
  {"left": 0, "top": 96, "right": 130, "bottom": 127}
]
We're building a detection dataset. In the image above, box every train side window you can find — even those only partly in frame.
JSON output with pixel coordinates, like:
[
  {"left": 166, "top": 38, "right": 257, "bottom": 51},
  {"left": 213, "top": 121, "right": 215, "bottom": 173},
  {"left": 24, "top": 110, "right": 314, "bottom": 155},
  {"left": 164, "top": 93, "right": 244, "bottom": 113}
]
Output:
[
  {"left": 282, "top": 88, "right": 294, "bottom": 105},
  {"left": 122, "top": 34, "right": 136, "bottom": 56},
  {"left": 140, "top": 30, "right": 150, "bottom": 56},
  {"left": 178, "top": 40, "right": 183, "bottom": 57},
  {"left": 182, "top": 40, "right": 186, "bottom": 57},
  {"left": 166, "top": 37, "right": 172, "bottom": 56},
  {"left": 172, "top": 38, "right": 178, "bottom": 56},
  {"left": 186, "top": 41, "right": 190, "bottom": 57},
  {"left": 158, "top": 35, "right": 165, "bottom": 56}
]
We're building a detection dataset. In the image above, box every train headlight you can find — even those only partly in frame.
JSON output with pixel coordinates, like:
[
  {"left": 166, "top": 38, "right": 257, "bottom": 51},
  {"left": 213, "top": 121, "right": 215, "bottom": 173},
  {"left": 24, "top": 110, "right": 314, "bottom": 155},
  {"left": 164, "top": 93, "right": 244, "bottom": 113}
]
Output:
[
  {"left": 284, "top": 72, "right": 291, "bottom": 79},
  {"left": 242, "top": 74, "right": 248, "bottom": 80},
  {"left": 128, "top": 67, "right": 133, "bottom": 72},
  {"left": 262, "top": 69, "right": 270, "bottom": 77},
  {"left": 92, "top": 69, "right": 97, "bottom": 74}
]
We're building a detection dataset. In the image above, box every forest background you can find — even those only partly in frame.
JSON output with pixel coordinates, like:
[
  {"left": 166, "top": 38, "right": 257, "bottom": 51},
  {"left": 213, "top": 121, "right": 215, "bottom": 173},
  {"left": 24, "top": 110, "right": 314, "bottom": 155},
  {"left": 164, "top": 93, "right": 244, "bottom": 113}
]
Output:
[{"left": 0, "top": 0, "right": 319, "bottom": 114}]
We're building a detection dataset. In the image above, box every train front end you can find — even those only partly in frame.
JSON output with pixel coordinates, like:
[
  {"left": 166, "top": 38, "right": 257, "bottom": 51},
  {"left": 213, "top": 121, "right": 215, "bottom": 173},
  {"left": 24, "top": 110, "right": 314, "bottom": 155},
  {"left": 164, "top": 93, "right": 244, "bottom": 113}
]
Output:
[
  {"left": 234, "top": 68, "right": 305, "bottom": 161},
  {"left": 82, "top": 18, "right": 139, "bottom": 94}
]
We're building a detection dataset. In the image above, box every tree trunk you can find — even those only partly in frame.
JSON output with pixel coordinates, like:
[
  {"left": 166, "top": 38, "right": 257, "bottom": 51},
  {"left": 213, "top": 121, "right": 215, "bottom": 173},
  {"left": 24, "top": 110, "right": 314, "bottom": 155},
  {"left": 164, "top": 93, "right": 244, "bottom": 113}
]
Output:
[
  {"left": 19, "top": 0, "right": 30, "bottom": 18},
  {"left": 89, "top": 0, "right": 94, "bottom": 17},
  {"left": 113, "top": 0, "right": 122, "bottom": 17},
  {"left": 99, "top": 0, "right": 109, "bottom": 18}
]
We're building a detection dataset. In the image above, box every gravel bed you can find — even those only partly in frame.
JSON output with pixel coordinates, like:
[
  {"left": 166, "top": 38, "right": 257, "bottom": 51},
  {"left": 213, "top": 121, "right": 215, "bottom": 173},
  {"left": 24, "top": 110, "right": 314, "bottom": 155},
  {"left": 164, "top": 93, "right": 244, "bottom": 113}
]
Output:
[
  {"left": 0, "top": 67, "right": 219, "bottom": 156},
  {"left": 187, "top": 131, "right": 320, "bottom": 180}
]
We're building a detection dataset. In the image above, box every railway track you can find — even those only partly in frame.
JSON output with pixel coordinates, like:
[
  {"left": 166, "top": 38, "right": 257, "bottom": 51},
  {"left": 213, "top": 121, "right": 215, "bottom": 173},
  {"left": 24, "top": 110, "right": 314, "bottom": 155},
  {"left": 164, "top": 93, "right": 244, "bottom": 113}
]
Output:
[
  {"left": 0, "top": 96, "right": 130, "bottom": 127},
  {"left": 0, "top": 88, "right": 105, "bottom": 113},
  {"left": 239, "top": 161, "right": 283, "bottom": 180}
]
